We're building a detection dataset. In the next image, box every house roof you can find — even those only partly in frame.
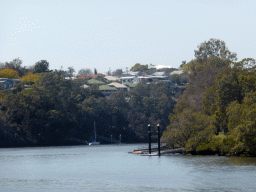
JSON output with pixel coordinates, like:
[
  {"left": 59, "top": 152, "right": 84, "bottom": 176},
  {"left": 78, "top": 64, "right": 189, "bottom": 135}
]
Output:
[
  {"left": 105, "top": 76, "right": 119, "bottom": 81},
  {"left": 77, "top": 74, "right": 99, "bottom": 79},
  {"left": 108, "top": 82, "right": 127, "bottom": 88},
  {"left": 170, "top": 70, "right": 184, "bottom": 75},
  {"left": 99, "top": 85, "right": 117, "bottom": 90},
  {"left": 125, "top": 82, "right": 136, "bottom": 87},
  {"left": 149, "top": 64, "right": 173, "bottom": 69},
  {"left": 87, "top": 79, "right": 105, "bottom": 84},
  {"left": 153, "top": 72, "right": 165, "bottom": 76},
  {"left": 119, "top": 76, "right": 134, "bottom": 79}
]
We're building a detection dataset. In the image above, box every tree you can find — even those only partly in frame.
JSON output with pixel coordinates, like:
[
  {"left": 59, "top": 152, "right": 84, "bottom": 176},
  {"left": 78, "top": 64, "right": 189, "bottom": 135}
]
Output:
[
  {"left": 94, "top": 68, "right": 97, "bottom": 75},
  {"left": 0, "top": 69, "right": 19, "bottom": 79},
  {"left": 179, "top": 61, "right": 186, "bottom": 69},
  {"left": 112, "top": 69, "right": 123, "bottom": 77},
  {"left": 21, "top": 73, "right": 41, "bottom": 85},
  {"left": 162, "top": 108, "right": 215, "bottom": 153},
  {"left": 67, "top": 66, "right": 75, "bottom": 77},
  {"left": 4, "top": 58, "right": 27, "bottom": 76},
  {"left": 0, "top": 62, "right": 5, "bottom": 70},
  {"left": 78, "top": 68, "right": 92, "bottom": 76},
  {"left": 130, "top": 63, "right": 148, "bottom": 72},
  {"left": 223, "top": 92, "right": 256, "bottom": 156},
  {"left": 34, "top": 60, "right": 49, "bottom": 73},
  {"left": 194, "top": 38, "right": 237, "bottom": 63}
]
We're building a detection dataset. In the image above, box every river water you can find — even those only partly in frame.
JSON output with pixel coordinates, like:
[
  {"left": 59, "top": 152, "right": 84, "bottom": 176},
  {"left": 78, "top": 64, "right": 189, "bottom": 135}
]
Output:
[{"left": 1, "top": 144, "right": 256, "bottom": 192}]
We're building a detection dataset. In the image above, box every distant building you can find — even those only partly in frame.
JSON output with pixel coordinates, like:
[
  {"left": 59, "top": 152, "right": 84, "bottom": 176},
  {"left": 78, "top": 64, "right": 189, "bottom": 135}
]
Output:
[
  {"left": 108, "top": 82, "right": 128, "bottom": 91},
  {"left": 152, "top": 71, "right": 165, "bottom": 76},
  {"left": 119, "top": 76, "right": 134, "bottom": 84},
  {"left": 170, "top": 70, "right": 185, "bottom": 75},
  {"left": 105, "top": 76, "right": 119, "bottom": 82},
  {"left": 87, "top": 79, "right": 105, "bottom": 85},
  {"left": 99, "top": 85, "right": 117, "bottom": 96},
  {"left": 125, "top": 82, "right": 136, "bottom": 91},
  {"left": 76, "top": 74, "right": 99, "bottom": 79},
  {"left": 0, "top": 78, "right": 21, "bottom": 89},
  {"left": 148, "top": 64, "right": 173, "bottom": 70}
]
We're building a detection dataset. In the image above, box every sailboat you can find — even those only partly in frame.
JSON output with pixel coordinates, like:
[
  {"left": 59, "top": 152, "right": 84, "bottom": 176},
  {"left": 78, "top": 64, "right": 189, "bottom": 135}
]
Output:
[{"left": 89, "top": 122, "right": 100, "bottom": 145}]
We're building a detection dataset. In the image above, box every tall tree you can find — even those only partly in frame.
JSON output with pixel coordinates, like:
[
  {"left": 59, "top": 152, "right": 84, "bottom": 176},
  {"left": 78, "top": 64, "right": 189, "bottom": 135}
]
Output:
[
  {"left": 112, "top": 69, "right": 123, "bottom": 77},
  {"left": 34, "top": 60, "right": 49, "bottom": 73},
  {"left": 78, "top": 68, "right": 92, "bottom": 76},
  {"left": 194, "top": 38, "right": 237, "bottom": 63},
  {"left": 4, "top": 58, "right": 25, "bottom": 76},
  {"left": 67, "top": 66, "right": 75, "bottom": 77},
  {"left": 130, "top": 63, "right": 148, "bottom": 72},
  {"left": 0, "top": 69, "right": 20, "bottom": 79}
]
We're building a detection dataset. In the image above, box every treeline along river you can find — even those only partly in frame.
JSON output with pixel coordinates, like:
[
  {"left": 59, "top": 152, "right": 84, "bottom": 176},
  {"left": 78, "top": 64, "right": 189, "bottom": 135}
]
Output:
[{"left": 1, "top": 144, "right": 256, "bottom": 192}]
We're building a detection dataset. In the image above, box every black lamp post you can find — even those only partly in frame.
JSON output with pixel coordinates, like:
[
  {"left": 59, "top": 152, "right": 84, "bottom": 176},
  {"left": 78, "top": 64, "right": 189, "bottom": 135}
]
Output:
[
  {"left": 148, "top": 124, "right": 151, "bottom": 154},
  {"left": 157, "top": 124, "right": 160, "bottom": 156}
]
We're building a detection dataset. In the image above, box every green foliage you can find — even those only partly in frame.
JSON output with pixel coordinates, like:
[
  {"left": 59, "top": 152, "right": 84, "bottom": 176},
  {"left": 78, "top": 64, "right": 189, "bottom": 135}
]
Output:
[
  {"left": 194, "top": 38, "right": 237, "bottom": 63},
  {"left": 130, "top": 63, "right": 148, "bottom": 72},
  {"left": 21, "top": 72, "right": 41, "bottom": 85},
  {"left": 169, "top": 74, "right": 188, "bottom": 85},
  {"left": 162, "top": 108, "right": 215, "bottom": 152},
  {"left": 0, "top": 68, "right": 20, "bottom": 79},
  {"left": 34, "top": 60, "right": 49, "bottom": 73},
  {"left": 112, "top": 69, "right": 123, "bottom": 76},
  {"left": 78, "top": 68, "right": 92, "bottom": 76},
  {"left": 221, "top": 92, "right": 256, "bottom": 156},
  {"left": 4, "top": 58, "right": 29, "bottom": 76}
]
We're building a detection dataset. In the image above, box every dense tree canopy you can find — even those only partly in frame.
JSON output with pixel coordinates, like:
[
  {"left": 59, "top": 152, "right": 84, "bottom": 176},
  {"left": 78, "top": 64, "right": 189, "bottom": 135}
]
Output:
[
  {"left": 0, "top": 69, "right": 20, "bottom": 79},
  {"left": 78, "top": 68, "right": 92, "bottom": 76},
  {"left": 130, "top": 63, "right": 148, "bottom": 72},
  {"left": 162, "top": 39, "right": 256, "bottom": 156},
  {"left": 34, "top": 60, "right": 49, "bottom": 73}
]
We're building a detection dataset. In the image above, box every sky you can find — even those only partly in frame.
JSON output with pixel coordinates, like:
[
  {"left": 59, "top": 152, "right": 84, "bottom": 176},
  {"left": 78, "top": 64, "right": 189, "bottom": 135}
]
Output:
[{"left": 0, "top": 0, "right": 255, "bottom": 74}]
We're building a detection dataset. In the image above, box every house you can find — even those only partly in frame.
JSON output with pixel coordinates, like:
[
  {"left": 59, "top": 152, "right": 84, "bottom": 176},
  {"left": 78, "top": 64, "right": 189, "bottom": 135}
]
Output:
[
  {"left": 170, "top": 70, "right": 185, "bottom": 75},
  {"left": 108, "top": 82, "right": 128, "bottom": 91},
  {"left": 87, "top": 79, "right": 105, "bottom": 86},
  {"left": 119, "top": 76, "right": 134, "bottom": 84},
  {"left": 148, "top": 64, "right": 173, "bottom": 70},
  {"left": 104, "top": 76, "right": 119, "bottom": 82},
  {"left": 152, "top": 71, "right": 165, "bottom": 76},
  {"left": 99, "top": 85, "right": 117, "bottom": 96},
  {"left": 76, "top": 74, "right": 99, "bottom": 80},
  {"left": 125, "top": 82, "right": 136, "bottom": 91},
  {"left": 122, "top": 71, "right": 139, "bottom": 76},
  {"left": 0, "top": 78, "right": 21, "bottom": 89}
]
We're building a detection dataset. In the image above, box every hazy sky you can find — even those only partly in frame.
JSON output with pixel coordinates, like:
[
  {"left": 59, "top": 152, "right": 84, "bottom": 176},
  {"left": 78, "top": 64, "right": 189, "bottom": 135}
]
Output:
[{"left": 1, "top": 0, "right": 255, "bottom": 74}]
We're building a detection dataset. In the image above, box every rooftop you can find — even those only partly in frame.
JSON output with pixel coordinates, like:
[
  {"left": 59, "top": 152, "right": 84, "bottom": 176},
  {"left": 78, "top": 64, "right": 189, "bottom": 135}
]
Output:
[
  {"left": 99, "top": 85, "right": 117, "bottom": 90},
  {"left": 108, "top": 82, "right": 127, "bottom": 88},
  {"left": 105, "top": 76, "right": 119, "bottom": 81},
  {"left": 87, "top": 79, "right": 106, "bottom": 85},
  {"left": 125, "top": 82, "right": 136, "bottom": 87}
]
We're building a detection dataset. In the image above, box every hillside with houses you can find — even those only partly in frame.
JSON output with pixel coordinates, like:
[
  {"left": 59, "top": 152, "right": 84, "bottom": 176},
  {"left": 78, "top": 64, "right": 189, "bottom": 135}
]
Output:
[
  {"left": 0, "top": 58, "right": 186, "bottom": 147},
  {"left": 1, "top": 38, "right": 256, "bottom": 156}
]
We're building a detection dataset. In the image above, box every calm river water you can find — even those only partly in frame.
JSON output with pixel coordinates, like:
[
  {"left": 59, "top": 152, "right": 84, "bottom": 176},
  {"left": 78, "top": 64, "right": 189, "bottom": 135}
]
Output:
[{"left": 1, "top": 144, "right": 256, "bottom": 192}]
